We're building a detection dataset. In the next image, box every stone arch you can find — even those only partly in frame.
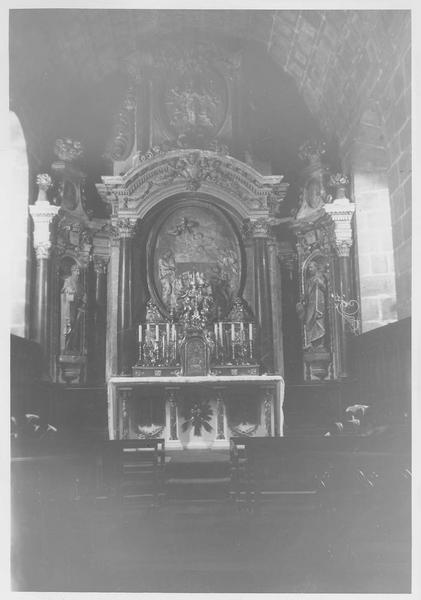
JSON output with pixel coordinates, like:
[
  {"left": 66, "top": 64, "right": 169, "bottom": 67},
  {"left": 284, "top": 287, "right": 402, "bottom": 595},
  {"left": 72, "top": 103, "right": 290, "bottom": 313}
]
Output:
[{"left": 10, "top": 110, "right": 31, "bottom": 337}]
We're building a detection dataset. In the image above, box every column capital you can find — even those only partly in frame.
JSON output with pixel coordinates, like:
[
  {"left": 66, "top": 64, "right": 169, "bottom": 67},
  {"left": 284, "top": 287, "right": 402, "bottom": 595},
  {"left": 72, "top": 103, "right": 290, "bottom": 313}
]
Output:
[
  {"left": 243, "top": 217, "right": 281, "bottom": 239},
  {"left": 115, "top": 218, "right": 138, "bottom": 239},
  {"left": 30, "top": 175, "right": 60, "bottom": 259},
  {"left": 323, "top": 198, "right": 355, "bottom": 257}
]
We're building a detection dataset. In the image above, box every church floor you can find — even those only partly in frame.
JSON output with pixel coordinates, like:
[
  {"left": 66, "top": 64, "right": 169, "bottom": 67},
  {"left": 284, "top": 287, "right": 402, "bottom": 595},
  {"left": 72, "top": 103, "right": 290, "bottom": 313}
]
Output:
[{"left": 12, "top": 489, "right": 410, "bottom": 593}]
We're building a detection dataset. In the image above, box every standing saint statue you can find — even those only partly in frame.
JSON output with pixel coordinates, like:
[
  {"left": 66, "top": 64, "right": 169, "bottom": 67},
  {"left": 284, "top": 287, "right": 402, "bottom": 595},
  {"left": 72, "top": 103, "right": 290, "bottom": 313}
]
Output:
[
  {"left": 61, "top": 263, "right": 86, "bottom": 354},
  {"left": 297, "top": 261, "right": 328, "bottom": 350},
  {"left": 158, "top": 250, "right": 177, "bottom": 308}
]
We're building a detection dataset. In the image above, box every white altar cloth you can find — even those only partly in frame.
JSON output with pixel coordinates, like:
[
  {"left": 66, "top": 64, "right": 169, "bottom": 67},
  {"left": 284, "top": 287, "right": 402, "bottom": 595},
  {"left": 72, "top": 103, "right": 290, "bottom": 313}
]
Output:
[{"left": 108, "top": 375, "right": 285, "bottom": 444}]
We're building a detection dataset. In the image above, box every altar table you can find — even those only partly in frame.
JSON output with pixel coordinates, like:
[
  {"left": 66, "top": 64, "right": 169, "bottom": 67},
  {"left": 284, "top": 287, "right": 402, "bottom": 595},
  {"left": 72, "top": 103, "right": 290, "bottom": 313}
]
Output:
[{"left": 108, "top": 375, "right": 284, "bottom": 449}]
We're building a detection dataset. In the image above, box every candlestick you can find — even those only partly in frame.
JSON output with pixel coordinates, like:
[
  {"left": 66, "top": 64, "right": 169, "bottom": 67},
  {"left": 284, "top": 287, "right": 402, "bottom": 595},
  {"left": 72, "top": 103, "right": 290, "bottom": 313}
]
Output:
[
  {"left": 155, "top": 325, "right": 159, "bottom": 341},
  {"left": 249, "top": 324, "right": 253, "bottom": 360},
  {"left": 231, "top": 323, "right": 235, "bottom": 360}
]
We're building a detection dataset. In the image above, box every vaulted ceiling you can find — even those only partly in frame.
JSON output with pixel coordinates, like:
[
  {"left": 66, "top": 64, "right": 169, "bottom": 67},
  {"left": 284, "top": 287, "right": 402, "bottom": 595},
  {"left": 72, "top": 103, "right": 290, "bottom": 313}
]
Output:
[{"left": 10, "top": 9, "right": 409, "bottom": 194}]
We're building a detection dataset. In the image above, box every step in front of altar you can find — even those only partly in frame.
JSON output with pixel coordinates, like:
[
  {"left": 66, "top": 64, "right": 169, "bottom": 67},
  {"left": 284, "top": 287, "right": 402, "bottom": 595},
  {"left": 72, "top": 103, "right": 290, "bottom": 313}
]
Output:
[{"left": 165, "top": 456, "right": 231, "bottom": 500}]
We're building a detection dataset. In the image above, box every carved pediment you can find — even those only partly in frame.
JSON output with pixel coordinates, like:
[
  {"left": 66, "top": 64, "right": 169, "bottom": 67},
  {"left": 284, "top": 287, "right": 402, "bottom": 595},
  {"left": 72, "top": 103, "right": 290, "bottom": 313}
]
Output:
[{"left": 96, "top": 149, "right": 288, "bottom": 220}]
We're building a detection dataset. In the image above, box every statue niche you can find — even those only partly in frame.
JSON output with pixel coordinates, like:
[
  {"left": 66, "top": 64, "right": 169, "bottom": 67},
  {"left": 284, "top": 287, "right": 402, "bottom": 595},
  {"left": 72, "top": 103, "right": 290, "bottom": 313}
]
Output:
[
  {"left": 60, "top": 261, "right": 87, "bottom": 355},
  {"left": 297, "top": 255, "right": 331, "bottom": 380},
  {"left": 58, "top": 258, "right": 87, "bottom": 384}
]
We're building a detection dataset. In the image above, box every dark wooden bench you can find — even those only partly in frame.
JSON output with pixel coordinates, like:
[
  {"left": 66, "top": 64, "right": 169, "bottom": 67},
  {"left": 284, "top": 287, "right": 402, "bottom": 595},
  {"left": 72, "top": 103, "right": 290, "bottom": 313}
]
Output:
[{"left": 229, "top": 434, "right": 410, "bottom": 511}]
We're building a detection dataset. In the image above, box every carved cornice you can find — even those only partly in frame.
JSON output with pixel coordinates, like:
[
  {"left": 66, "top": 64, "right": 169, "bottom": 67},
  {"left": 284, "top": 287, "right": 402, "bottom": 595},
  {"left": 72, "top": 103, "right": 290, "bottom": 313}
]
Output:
[
  {"left": 323, "top": 198, "right": 355, "bottom": 257},
  {"left": 96, "top": 150, "right": 288, "bottom": 220}
]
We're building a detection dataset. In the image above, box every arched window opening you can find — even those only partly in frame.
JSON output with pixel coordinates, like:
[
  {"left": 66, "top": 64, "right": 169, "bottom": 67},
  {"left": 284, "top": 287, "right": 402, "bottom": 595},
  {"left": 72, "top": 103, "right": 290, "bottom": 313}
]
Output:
[
  {"left": 10, "top": 111, "right": 30, "bottom": 338},
  {"left": 351, "top": 105, "right": 398, "bottom": 333}
]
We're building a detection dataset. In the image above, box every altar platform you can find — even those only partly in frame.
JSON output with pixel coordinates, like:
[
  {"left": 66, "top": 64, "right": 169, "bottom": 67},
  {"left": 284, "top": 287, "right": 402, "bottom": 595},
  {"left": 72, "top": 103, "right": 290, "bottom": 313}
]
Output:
[{"left": 108, "top": 375, "right": 284, "bottom": 448}]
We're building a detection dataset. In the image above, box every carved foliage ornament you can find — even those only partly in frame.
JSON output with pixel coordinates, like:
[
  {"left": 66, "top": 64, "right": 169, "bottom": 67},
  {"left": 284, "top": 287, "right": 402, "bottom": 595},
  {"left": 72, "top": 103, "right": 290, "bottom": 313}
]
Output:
[
  {"left": 162, "top": 64, "right": 228, "bottom": 139},
  {"left": 54, "top": 139, "right": 84, "bottom": 162},
  {"left": 106, "top": 86, "right": 136, "bottom": 162},
  {"left": 227, "top": 297, "right": 253, "bottom": 322},
  {"left": 36, "top": 173, "right": 53, "bottom": 191},
  {"left": 145, "top": 300, "right": 163, "bottom": 324},
  {"left": 298, "top": 139, "right": 327, "bottom": 164}
]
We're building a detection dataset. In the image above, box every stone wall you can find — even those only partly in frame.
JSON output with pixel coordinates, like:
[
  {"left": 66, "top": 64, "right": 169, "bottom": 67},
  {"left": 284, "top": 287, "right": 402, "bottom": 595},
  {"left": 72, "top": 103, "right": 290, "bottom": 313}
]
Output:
[
  {"left": 354, "top": 172, "right": 397, "bottom": 332},
  {"left": 381, "top": 20, "right": 411, "bottom": 319}
]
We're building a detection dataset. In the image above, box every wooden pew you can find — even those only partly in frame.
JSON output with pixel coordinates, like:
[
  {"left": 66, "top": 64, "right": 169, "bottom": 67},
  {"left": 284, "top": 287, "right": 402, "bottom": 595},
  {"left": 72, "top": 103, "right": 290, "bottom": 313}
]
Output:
[
  {"left": 229, "top": 434, "right": 409, "bottom": 512},
  {"left": 97, "top": 439, "right": 166, "bottom": 507}
]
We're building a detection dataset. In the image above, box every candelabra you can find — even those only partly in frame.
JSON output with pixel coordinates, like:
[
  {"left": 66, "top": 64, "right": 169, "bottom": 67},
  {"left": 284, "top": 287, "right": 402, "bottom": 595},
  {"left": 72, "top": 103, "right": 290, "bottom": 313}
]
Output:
[{"left": 133, "top": 280, "right": 260, "bottom": 376}]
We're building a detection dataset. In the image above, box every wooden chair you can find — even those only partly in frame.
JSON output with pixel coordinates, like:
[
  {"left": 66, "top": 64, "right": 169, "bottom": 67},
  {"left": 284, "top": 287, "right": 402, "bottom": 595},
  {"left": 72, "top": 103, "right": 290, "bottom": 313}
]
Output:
[{"left": 97, "top": 439, "right": 166, "bottom": 507}]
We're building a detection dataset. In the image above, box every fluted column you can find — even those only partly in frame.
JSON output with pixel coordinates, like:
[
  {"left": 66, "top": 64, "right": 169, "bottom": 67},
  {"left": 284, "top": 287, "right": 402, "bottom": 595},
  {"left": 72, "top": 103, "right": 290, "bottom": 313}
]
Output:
[
  {"left": 29, "top": 174, "right": 59, "bottom": 350},
  {"left": 90, "top": 257, "right": 108, "bottom": 382},
  {"left": 324, "top": 175, "right": 356, "bottom": 378},
  {"left": 117, "top": 219, "right": 137, "bottom": 375},
  {"left": 248, "top": 218, "right": 274, "bottom": 373},
  {"left": 267, "top": 236, "right": 284, "bottom": 375}
]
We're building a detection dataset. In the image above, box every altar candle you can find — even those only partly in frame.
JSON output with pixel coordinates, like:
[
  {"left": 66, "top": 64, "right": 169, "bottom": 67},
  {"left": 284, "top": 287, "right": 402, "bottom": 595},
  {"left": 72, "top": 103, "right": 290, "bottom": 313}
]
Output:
[
  {"left": 166, "top": 322, "right": 170, "bottom": 342},
  {"left": 219, "top": 322, "right": 223, "bottom": 343},
  {"left": 240, "top": 322, "right": 244, "bottom": 339},
  {"left": 155, "top": 325, "right": 159, "bottom": 341},
  {"left": 171, "top": 323, "right": 176, "bottom": 342},
  {"left": 138, "top": 325, "right": 142, "bottom": 343},
  {"left": 231, "top": 323, "right": 235, "bottom": 342},
  {"left": 249, "top": 323, "right": 253, "bottom": 341},
  {"left": 214, "top": 322, "right": 218, "bottom": 342},
  {"left": 146, "top": 324, "right": 150, "bottom": 338}
]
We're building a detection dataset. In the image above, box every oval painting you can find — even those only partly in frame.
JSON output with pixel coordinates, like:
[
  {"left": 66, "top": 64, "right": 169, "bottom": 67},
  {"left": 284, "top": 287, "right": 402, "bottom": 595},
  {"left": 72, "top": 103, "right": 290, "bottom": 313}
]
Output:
[{"left": 149, "top": 202, "right": 243, "bottom": 318}]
